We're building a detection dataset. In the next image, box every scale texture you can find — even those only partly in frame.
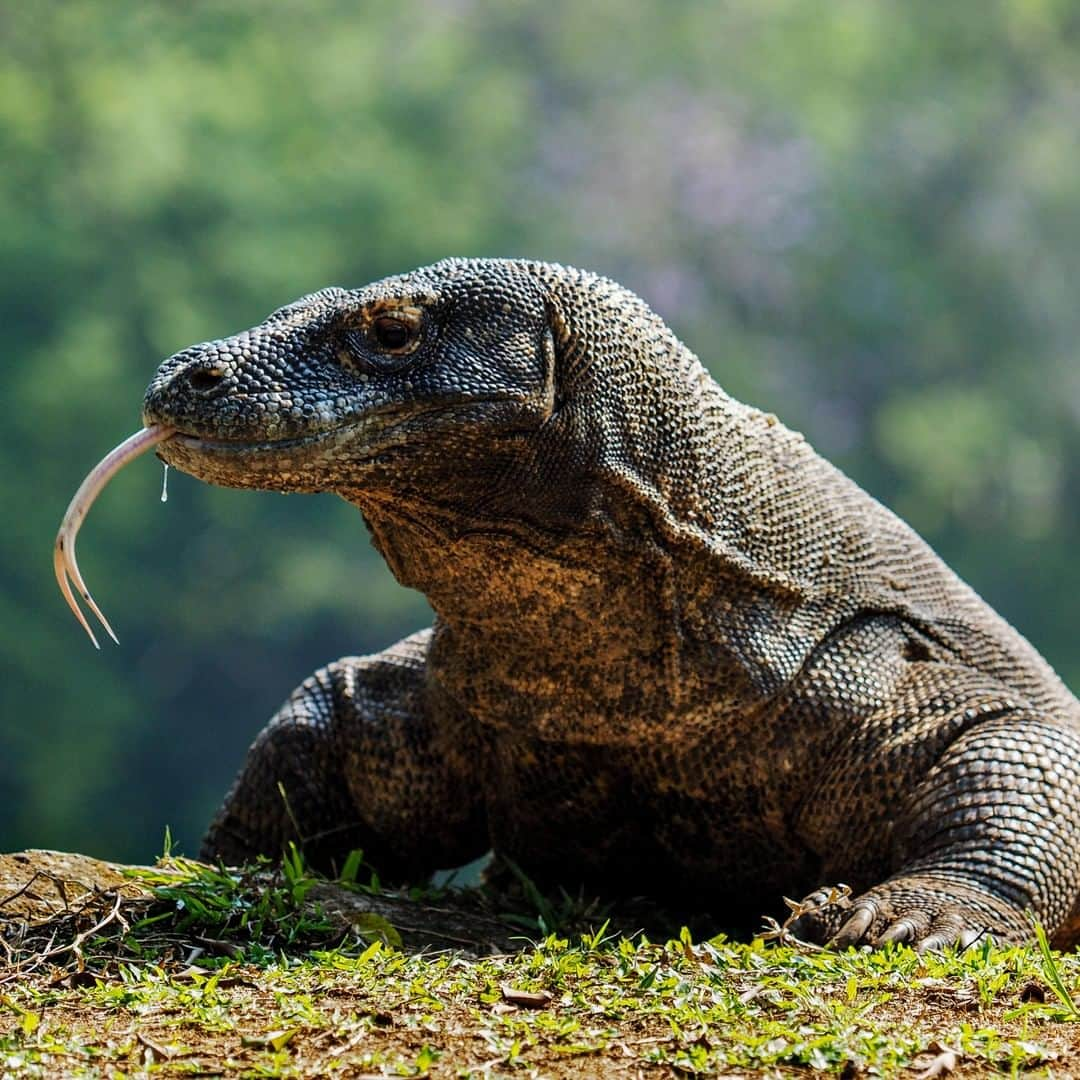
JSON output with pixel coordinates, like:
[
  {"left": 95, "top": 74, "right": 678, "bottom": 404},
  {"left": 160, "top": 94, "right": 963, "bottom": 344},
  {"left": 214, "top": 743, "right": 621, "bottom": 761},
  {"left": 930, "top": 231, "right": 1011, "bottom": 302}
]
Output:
[{"left": 141, "top": 258, "right": 1080, "bottom": 949}]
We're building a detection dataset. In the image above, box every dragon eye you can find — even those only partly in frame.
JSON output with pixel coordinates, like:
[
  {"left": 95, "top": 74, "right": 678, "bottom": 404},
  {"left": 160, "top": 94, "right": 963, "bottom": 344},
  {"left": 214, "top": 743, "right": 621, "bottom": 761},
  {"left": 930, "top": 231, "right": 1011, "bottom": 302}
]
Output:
[{"left": 372, "top": 316, "right": 415, "bottom": 351}]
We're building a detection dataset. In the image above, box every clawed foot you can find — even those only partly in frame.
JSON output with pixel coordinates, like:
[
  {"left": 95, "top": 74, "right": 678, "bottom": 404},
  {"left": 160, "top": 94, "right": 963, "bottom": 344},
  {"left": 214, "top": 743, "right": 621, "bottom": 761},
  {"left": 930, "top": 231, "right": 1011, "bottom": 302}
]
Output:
[{"left": 780, "top": 876, "right": 1028, "bottom": 952}]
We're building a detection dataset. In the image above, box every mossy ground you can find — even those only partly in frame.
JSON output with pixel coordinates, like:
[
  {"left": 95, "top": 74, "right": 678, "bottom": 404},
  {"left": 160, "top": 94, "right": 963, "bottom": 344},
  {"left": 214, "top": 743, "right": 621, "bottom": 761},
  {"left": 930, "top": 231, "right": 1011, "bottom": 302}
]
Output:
[{"left": 3, "top": 854, "right": 1080, "bottom": 1078}]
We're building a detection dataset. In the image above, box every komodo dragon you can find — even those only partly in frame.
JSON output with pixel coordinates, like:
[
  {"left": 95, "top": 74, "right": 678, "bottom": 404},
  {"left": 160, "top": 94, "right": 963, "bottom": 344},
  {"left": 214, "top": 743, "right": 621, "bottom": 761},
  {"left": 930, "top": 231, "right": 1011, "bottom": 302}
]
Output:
[{"left": 58, "top": 258, "right": 1080, "bottom": 950}]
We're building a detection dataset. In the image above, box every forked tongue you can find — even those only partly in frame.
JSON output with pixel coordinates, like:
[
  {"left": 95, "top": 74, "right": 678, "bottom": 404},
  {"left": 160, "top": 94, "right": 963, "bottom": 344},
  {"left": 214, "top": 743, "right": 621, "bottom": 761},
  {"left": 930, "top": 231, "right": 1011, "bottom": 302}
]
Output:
[{"left": 55, "top": 425, "right": 175, "bottom": 647}]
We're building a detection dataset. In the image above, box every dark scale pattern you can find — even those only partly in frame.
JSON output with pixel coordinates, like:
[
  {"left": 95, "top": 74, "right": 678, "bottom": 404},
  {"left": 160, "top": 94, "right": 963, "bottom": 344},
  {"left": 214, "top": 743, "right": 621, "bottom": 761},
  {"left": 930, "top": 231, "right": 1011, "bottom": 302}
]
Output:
[{"left": 142, "top": 258, "right": 1080, "bottom": 949}]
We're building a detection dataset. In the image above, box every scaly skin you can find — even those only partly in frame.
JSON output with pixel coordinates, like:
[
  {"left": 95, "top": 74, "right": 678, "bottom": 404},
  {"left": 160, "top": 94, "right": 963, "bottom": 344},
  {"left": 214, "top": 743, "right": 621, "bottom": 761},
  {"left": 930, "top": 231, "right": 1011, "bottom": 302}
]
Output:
[{"left": 141, "top": 258, "right": 1080, "bottom": 950}]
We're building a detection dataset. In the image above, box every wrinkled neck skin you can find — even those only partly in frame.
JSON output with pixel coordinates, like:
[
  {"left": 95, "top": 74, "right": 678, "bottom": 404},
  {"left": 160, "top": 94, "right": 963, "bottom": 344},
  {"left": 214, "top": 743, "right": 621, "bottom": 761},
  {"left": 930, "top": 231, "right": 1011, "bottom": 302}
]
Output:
[{"left": 337, "top": 458, "right": 712, "bottom": 734}]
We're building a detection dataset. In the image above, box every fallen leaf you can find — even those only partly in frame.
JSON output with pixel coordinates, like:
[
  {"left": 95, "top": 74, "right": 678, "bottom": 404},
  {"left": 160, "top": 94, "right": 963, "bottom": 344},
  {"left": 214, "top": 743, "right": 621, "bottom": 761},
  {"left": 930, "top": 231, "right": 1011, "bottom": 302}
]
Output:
[
  {"left": 172, "top": 964, "right": 212, "bottom": 981},
  {"left": 242, "top": 1028, "right": 298, "bottom": 1052},
  {"left": 500, "top": 984, "right": 552, "bottom": 1009}
]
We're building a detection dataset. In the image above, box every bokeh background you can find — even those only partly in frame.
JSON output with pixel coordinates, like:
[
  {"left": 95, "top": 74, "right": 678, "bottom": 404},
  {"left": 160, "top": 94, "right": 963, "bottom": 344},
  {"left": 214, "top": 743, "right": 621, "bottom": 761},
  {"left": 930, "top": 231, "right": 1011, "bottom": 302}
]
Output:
[{"left": 2, "top": 1, "right": 1078, "bottom": 862}]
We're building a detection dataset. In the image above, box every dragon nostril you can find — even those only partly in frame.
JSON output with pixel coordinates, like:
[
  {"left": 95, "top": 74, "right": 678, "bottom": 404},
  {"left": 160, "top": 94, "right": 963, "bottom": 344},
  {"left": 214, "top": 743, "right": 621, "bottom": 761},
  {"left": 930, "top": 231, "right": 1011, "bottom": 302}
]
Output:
[{"left": 187, "top": 366, "right": 225, "bottom": 393}]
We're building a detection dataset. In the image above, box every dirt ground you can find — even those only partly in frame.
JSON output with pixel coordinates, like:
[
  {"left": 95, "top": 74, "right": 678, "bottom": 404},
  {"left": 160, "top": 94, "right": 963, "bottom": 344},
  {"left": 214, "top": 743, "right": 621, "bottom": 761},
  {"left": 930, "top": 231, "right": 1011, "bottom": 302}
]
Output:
[{"left": 5, "top": 967, "right": 1080, "bottom": 1078}]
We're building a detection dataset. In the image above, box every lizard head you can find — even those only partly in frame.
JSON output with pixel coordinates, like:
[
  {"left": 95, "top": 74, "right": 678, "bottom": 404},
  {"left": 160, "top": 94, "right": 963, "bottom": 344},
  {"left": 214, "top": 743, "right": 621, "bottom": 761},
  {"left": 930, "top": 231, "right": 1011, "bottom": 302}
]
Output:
[{"left": 142, "top": 258, "right": 561, "bottom": 498}]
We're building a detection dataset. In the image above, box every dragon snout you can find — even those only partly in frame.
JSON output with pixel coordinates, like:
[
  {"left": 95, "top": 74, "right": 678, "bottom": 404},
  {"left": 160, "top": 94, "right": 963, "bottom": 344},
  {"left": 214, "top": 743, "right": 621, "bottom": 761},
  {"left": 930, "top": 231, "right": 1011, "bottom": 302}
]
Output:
[{"left": 142, "top": 341, "right": 241, "bottom": 427}]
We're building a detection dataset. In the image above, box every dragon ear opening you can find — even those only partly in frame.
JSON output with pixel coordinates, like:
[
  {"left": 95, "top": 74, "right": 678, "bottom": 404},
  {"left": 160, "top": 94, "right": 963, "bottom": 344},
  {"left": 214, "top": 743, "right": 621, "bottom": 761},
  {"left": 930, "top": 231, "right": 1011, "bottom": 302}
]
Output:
[
  {"left": 543, "top": 299, "right": 576, "bottom": 411},
  {"left": 544, "top": 297, "right": 595, "bottom": 401}
]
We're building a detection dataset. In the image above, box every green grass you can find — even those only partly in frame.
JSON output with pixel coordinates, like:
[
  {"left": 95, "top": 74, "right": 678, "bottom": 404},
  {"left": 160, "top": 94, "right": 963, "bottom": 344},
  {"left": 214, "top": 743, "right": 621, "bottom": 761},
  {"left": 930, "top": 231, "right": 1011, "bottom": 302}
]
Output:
[{"left": 3, "top": 856, "right": 1080, "bottom": 1077}]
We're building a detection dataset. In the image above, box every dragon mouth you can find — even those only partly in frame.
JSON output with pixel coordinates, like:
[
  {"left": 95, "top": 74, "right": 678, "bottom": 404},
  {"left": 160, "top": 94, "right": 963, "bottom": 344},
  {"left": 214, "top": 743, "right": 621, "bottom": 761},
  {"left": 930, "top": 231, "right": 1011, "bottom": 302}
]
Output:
[
  {"left": 170, "top": 425, "right": 351, "bottom": 455},
  {"left": 157, "top": 402, "right": 426, "bottom": 459},
  {"left": 152, "top": 421, "right": 387, "bottom": 495}
]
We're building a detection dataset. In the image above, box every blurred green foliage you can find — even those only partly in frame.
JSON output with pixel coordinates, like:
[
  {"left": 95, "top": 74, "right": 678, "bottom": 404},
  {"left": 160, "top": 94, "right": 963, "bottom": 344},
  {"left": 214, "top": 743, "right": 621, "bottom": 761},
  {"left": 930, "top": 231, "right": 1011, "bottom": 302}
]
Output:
[{"left": 1, "top": 0, "right": 1077, "bottom": 861}]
